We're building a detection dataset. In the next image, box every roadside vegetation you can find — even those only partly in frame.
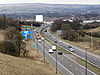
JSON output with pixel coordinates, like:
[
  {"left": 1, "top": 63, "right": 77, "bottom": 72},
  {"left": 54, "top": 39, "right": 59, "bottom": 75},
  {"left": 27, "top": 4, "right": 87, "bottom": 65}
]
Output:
[{"left": 76, "top": 57, "right": 100, "bottom": 75}]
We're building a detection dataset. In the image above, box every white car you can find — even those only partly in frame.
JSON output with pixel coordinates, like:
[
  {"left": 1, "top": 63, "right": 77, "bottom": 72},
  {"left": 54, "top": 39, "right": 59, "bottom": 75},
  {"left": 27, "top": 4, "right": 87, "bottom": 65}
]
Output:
[
  {"left": 34, "top": 30, "right": 36, "bottom": 32},
  {"left": 69, "top": 48, "right": 75, "bottom": 52},
  {"left": 45, "top": 34, "right": 47, "bottom": 36},
  {"left": 48, "top": 49, "right": 53, "bottom": 54},
  {"left": 59, "top": 41, "right": 62, "bottom": 43},
  {"left": 38, "top": 39, "right": 41, "bottom": 42}
]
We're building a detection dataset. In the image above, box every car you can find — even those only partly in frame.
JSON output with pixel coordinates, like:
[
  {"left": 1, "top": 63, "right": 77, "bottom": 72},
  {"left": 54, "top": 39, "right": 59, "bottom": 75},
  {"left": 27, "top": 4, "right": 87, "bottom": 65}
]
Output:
[
  {"left": 58, "top": 52, "right": 63, "bottom": 55},
  {"left": 38, "top": 39, "right": 41, "bottom": 42},
  {"left": 49, "top": 34, "right": 51, "bottom": 37},
  {"left": 69, "top": 48, "right": 75, "bottom": 52},
  {"left": 68, "top": 45, "right": 72, "bottom": 48},
  {"left": 45, "top": 34, "right": 47, "bottom": 36},
  {"left": 59, "top": 41, "right": 62, "bottom": 43},
  {"left": 34, "top": 30, "right": 36, "bottom": 32},
  {"left": 54, "top": 40, "right": 57, "bottom": 43},
  {"left": 45, "top": 30, "right": 47, "bottom": 32},
  {"left": 48, "top": 49, "right": 53, "bottom": 54}
]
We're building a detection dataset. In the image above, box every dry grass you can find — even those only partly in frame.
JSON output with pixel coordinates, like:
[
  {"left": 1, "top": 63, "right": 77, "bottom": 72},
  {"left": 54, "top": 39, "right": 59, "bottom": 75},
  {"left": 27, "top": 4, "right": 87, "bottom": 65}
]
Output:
[
  {"left": 0, "top": 40, "right": 61, "bottom": 75},
  {"left": 64, "top": 40, "right": 100, "bottom": 55},
  {"left": 87, "top": 27, "right": 100, "bottom": 32}
]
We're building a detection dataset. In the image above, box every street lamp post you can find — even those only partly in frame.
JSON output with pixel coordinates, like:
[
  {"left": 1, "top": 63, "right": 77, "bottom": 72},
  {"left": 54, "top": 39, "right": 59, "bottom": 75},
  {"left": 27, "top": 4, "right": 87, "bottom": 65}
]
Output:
[
  {"left": 37, "top": 39, "right": 41, "bottom": 53},
  {"left": 42, "top": 38, "right": 45, "bottom": 61},
  {"left": 85, "top": 48, "right": 87, "bottom": 75},
  {"left": 78, "top": 30, "right": 80, "bottom": 46},
  {"left": 82, "top": 32, "right": 87, "bottom": 75},
  {"left": 90, "top": 32, "right": 93, "bottom": 49},
  {"left": 37, "top": 39, "right": 38, "bottom": 53},
  {"left": 55, "top": 49, "right": 57, "bottom": 74},
  {"left": 52, "top": 46, "right": 57, "bottom": 74}
]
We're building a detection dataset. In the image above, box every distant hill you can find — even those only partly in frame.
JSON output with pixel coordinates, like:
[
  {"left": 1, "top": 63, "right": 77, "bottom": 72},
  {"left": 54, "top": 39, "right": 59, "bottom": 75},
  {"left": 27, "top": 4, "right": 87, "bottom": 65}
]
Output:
[{"left": 0, "top": 3, "right": 100, "bottom": 15}]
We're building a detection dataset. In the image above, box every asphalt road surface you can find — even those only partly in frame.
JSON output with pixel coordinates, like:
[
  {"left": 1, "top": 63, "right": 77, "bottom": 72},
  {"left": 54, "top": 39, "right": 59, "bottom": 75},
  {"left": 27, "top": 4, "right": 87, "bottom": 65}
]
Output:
[{"left": 31, "top": 26, "right": 96, "bottom": 75}]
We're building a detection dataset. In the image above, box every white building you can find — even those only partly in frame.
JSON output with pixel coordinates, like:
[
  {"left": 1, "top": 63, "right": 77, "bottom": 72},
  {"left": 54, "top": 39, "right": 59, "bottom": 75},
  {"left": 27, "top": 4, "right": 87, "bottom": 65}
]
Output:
[
  {"left": 83, "top": 20, "right": 100, "bottom": 24},
  {"left": 63, "top": 19, "right": 73, "bottom": 22},
  {"left": 36, "top": 15, "right": 43, "bottom": 22}
]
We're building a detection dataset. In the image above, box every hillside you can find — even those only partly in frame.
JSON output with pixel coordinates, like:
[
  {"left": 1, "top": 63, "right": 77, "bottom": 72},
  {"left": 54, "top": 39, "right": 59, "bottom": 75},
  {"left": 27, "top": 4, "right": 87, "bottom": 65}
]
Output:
[
  {"left": 0, "top": 3, "right": 100, "bottom": 14},
  {"left": 0, "top": 40, "right": 61, "bottom": 75},
  {"left": 88, "top": 27, "right": 100, "bottom": 32}
]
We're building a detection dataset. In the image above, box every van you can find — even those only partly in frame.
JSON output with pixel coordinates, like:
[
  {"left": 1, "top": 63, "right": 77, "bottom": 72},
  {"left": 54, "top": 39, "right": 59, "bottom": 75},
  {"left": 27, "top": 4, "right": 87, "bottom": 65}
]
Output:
[{"left": 48, "top": 49, "right": 53, "bottom": 54}]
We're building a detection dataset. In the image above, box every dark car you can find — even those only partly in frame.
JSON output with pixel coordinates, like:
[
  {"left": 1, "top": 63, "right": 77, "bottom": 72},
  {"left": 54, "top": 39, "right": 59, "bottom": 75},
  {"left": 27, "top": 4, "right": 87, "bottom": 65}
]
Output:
[
  {"left": 68, "top": 45, "right": 72, "bottom": 48},
  {"left": 58, "top": 52, "right": 63, "bottom": 55},
  {"left": 54, "top": 40, "right": 57, "bottom": 43},
  {"left": 45, "top": 30, "right": 47, "bottom": 32}
]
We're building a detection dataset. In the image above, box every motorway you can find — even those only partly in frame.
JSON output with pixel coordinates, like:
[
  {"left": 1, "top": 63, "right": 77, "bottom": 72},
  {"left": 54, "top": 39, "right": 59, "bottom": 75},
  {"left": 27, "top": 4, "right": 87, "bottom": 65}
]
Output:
[
  {"left": 31, "top": 25, "right": 96, "bottom": 75},
  {"left": 43, "top": 26, "right": 100, "bottom": 67}
]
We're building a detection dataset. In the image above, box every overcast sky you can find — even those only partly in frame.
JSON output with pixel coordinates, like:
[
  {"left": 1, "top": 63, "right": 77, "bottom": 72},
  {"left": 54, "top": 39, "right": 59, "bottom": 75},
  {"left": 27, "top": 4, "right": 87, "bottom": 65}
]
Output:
[{"left": 0, "top": 0, "right": 100, "bottom": 4}]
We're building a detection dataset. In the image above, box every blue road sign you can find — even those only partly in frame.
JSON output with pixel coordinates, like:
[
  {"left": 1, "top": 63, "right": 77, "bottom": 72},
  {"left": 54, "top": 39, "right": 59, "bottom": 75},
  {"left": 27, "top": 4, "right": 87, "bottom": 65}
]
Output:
[
  {"left": 33, "top": 43, "right": 35, "bottom": 46},
  {"left": 25, "top": 27, "right": 30, "bottom": 31},
  {"left": 21, "top": 31, "right": 31, "bottom": 39},
  {"left": 34, "top": 46, "right": 36, "bottom": 49}
]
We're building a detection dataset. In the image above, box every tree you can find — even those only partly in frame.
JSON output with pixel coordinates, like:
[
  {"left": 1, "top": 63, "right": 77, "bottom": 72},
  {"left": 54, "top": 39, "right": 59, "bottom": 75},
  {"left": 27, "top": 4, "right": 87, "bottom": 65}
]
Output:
[{"left": 50, "top": 19, "right": 63, "bottom": 32}]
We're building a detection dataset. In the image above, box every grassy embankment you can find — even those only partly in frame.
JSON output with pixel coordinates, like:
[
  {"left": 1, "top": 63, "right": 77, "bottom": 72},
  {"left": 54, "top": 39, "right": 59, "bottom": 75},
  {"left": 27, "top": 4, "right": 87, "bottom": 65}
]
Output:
[
  {"left": 0, "top": 26, "right": 62, "bottom": 75},
  {"left": 0, "top": 40, "right": 62, "bottom": 75}
]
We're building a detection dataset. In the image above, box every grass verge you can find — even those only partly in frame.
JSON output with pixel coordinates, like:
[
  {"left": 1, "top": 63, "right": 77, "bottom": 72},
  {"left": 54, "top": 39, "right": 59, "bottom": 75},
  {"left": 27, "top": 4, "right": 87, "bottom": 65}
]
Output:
[{"left": 76, "top": 57, "right": 100, "bottom": 75}]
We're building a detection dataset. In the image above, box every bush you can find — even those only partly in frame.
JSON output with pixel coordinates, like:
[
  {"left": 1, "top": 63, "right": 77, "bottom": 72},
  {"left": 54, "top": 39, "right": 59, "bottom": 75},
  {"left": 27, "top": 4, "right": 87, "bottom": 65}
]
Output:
[{"left": 61, "top": 30, "right": 78, "bottom": 41}]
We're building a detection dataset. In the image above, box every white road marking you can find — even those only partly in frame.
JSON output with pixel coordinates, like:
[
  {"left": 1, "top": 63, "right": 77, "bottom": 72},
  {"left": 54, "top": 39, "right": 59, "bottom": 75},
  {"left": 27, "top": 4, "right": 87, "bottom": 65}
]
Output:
[
  {"left": 70, "top": 65, "right": 72, "bottom": 67},
  {"left": 82, "top": 72, "right": 84, "bottom": 75},
  {"left": 75, "top": 68, "right": 78, "bottom": 70}
]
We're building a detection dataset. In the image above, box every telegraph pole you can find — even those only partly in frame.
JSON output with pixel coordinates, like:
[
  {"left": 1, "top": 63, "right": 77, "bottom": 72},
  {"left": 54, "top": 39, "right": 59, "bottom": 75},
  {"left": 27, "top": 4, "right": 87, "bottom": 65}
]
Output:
[
  {"left": 37, "top": 39, "right": 38, "bottom": 53},
  {"left": 78, "top": 30, "right": 80, "bottom": 46},
  {"left": 55, "top": 49, "right": 58, "bottom": 74},
  {"left": 91, "top": 32, "right": 93, "bottom": 49}
]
